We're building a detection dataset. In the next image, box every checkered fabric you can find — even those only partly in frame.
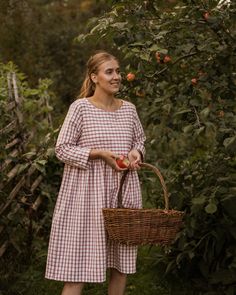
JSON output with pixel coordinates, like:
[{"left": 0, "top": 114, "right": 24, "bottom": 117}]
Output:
[{"left": 45, "top": 98, "right": 146, "bottom": 282}]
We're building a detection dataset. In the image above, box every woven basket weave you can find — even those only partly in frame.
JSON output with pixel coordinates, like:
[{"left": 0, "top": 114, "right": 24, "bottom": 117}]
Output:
[{"left": 103, "top": 163, "right": 184, "bottom": 246}]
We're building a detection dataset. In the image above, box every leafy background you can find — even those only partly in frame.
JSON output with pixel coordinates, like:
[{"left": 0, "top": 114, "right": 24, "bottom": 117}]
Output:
[{"left": 0, "top": 0, "right": 236, "bottom": 294}]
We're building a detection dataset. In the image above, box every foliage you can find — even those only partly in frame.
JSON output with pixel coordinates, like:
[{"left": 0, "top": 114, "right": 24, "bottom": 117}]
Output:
[
  {"left": 77, "top": 0, "right": 236, "bottom": 293},
  {"left": 1, "top": 0, "right": 236, "bottom": 293},
  {"left": 0, "top": 0, "right": 109, "bottom": 107},
  {"left": 0, "top": 61, "right": 62, "bottom": 295}
]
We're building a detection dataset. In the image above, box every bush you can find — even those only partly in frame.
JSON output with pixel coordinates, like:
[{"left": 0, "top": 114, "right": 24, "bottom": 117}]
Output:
[
  {"left": 76, "top": 0, "right": 236, "bottom": 293},
  {"left": 0, "top": 61, "right": 62, "bottom": 295}
]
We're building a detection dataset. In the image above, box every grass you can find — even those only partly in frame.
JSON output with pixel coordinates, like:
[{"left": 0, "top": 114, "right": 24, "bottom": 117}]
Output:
[{"left": 1, "top": 245, "right": 169, "bottom": 295}]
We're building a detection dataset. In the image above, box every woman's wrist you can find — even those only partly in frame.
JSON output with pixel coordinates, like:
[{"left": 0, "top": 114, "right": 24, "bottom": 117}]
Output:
[
  {"left": 129, "top": 148, "right": 143, "bottom": 162},
  {"left": 136, "top": 149, "right": 144, "bottom": 162},
  {"left": 89, "top": 149, "right": 104, "bottom": 160}
]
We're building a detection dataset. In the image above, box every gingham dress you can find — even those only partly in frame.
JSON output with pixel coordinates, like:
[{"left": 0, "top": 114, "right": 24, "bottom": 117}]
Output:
[{"left": 45, "top": 98, "right": 146, "bottom": 283}]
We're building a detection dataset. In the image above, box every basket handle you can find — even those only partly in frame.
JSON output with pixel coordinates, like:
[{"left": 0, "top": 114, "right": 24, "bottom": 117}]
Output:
[{"left": 117, "top": 162, "right": 169, "bottom": 210}]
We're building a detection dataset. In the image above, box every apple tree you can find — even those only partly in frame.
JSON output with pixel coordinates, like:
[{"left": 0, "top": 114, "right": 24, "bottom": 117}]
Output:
[{"left": 76, "top": 0, "right": 236, "bottom": 293}]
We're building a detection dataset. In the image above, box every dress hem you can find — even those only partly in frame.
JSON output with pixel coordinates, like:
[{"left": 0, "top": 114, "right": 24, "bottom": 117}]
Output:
[
  {"left": 45, "top": 266, "right": 136, "bottom": 283},
  {"left": 45, "top": 276, "right": 106, "bottom": 283}
]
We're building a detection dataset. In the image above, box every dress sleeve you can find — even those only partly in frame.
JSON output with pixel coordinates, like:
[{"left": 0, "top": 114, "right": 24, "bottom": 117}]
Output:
[
  {"left": 55, "top": 101, "right": 91, "bottom": 169},
  {"left": 132, "top": 107, "right": 146, "bottom": 160}
]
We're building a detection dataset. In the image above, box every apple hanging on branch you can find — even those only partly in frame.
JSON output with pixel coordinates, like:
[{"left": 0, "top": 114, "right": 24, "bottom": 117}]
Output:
[
  {"left": 155, "top": 52, "right": 172, "bottom": 64},
  {"left": 163, "top": 55, "right": 171, "bottom": 63},
  {"left": 126, "top": 72, "right": 135, "bottom": 82},
  {"left": 203, "top": 11, "right": 210, "bottom": 21},
  {"left": 191, "top": 78, "right": 198, "bottom": 85},
  {"left": 116, "top": 155, "right": 130, "bottom": 169}
]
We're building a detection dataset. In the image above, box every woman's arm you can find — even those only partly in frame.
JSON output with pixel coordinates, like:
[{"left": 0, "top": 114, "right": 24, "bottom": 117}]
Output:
[
  {"left": 128, "top": 106, "right": 146, "bottom": 169},
  {"left": 55, "top": 101, "right": 91, "bottom": 169}
]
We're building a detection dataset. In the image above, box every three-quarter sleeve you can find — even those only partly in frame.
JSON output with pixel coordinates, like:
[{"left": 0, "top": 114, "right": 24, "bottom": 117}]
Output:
[
  {"left": 132, "top": 107, "right": 146, "bottom": 159},
  {"left": 55, "top": 101, "right": 91, "bottom": 169}
]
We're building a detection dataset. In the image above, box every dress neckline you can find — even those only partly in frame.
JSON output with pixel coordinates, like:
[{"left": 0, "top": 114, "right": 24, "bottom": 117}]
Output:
[{"left": 85, "top": 97, "right": 124, "bottom": 113}]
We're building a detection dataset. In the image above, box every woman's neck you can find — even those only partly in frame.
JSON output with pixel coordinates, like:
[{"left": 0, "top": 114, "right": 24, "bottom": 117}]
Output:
[
  {"left": 87, "top": 90, "right": 122, "bottom": 112},
  {"left": 90, "top": 90, "right": 116, "bottom": 107}
]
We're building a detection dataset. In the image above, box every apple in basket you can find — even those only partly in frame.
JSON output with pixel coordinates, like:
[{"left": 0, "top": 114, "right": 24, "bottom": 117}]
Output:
[{"left": 116, "top": 155, "right": 130, "bottom": 169}]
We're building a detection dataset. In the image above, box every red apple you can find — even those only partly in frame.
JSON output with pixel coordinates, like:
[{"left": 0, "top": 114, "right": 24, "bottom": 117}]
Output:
[
  {"left": 204, "top": 12, "right": 210, "bottom": 20},
  {"left": 155, "top": 52, "right": 161, "bottom": 63},
  {"left": 218, "top": 110, "right": 225, "bottom": 118},
  {"left": 126, "top": 72, "right": 135, "bottom": 82},
  {"left": 116, "top": 155, "right": 130, "bottom": 169},
  {"left": 135, "top": 89, "right": 145, "bottom": 97},
  {"left": 163, "top": 55, "right": 171, "bottom": 63},
  {"left": 191, "top": 78, "right": 198, "bottom": 85}
]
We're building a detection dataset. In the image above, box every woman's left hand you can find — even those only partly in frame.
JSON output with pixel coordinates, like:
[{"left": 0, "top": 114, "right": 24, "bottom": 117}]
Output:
[{"left": 128, "top": 149, "right": 142, "bottom": 170}]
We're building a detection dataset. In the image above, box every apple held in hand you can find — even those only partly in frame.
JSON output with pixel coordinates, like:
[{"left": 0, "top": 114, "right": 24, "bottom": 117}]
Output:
[{"left": 116, "top": 155, "right": 130, "bottom": 169}]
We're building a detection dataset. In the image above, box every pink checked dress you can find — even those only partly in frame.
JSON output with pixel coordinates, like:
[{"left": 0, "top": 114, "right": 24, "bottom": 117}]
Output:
[{"left": 45, "top": 98, "right": 146, "bottom": 282}]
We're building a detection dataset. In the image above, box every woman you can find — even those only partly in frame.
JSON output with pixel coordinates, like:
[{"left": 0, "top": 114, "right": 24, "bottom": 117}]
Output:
[{"left": 45, "top": 51, "right": 146, "bottom": 295}]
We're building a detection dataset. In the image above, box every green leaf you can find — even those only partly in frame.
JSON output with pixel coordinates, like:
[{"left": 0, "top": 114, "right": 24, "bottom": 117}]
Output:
[
  {"left": 129, "top": 41, "right": 145, "bottom": 47},
  {"left": 23, "top": 151, "right": 36, "bottom": 159},
  {"left": 174, "top": 109, "right": 192, "bottom": 116},
  {"left": 192, "top": 196, "right": 206, "bottom": 205},
  {"left": 140, "top": 52, "right": 150, "bottom": 61},
  {"left": 162, "top": 103, "right": 172, "bottom": 113},
  {"left": 75, "top": 34, "right": 86, "bottom": 43},
  {"left": 205, "top": 203, "right": 217, "bottom": 214},
  {"left": 110, "top": 21, "right": 128, "bottom": 30},
  {"left": 36, "top": 159, "right": 47, "bottom": 166},
  {"left": 46, "top": 148, "right": 55, "bottom": 157},
  {"left": 223, "top": 136, "right": 236, "bottom": 149},
  {"left": 41, "top": 105, "right": 53, "bottom": 113},
  {"left": 200, "top": 107, "right": 210, "bottom": 119},
  {"left": 17, "top": 163, "right": 30, "bottom": 175},
  {"left": 33, "top": 163, "right": 46, "bottom": 174},
  {"left": 182, "top": 43, "right": 195, "bottom": 54},
  {"left": 149, "top": 44, "right": 161, "bottom": 51},
  {"left": 165, "top": 260, "right": 176, "bottom": 274},
  {"left": 24, "top": 89, "right": 39, "bottom": 96},
  {"left": 221, "top": 196, "right": 236, "bottom": 220},
  {"left": 158, "top": 48, "right": 168, "bottom": 54},
  {"left": 183, "top": 124, "right": 194, "bottom": 133},
  {"left": 131, "top": 48, "right": 141, "bottom": 53},
  {"left": 195, "top": 126, "right": 205, "bottom": 135}
]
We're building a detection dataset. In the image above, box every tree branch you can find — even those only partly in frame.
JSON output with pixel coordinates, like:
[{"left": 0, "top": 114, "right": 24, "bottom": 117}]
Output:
[
  {"left": 193, "top": 106, "right": 201, "bottom": 128},
  {"left": 150, "top": 52, "right": 198, "bottom": 78}
]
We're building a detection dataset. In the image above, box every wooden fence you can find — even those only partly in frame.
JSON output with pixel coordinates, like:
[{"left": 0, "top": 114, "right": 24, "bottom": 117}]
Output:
[{"left": 0, "top": 72, "right": 53, "bottom": 258}]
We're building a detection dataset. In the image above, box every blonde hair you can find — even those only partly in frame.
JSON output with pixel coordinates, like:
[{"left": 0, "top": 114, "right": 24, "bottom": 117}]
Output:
[{"left": 78, "top": 51, "right": 118, "bottom": 98}]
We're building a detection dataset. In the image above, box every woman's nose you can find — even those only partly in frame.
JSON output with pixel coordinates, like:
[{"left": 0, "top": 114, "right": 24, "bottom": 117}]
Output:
[{"left": 113, "top": 72, "right": 120, "bottom": 79}]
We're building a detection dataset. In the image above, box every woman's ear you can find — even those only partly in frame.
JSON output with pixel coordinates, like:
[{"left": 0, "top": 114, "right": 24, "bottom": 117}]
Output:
[{"left": 90, "top": 73, "right": 97, "bottom": 84}]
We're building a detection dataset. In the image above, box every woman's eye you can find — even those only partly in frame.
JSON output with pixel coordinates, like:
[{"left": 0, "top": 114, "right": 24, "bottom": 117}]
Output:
[{"left": 105, "top": 69, "right": 120, "bottom": 75}]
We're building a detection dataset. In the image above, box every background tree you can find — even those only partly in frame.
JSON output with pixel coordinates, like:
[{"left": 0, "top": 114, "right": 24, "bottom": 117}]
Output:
[
  {"left": 0, "top": 0, "right": 109, "bottom": 109},
  {"left": 1, "top": 0, "right": 236, "bottom": 294},
  {"left": 77, "top": 0, "right": 236, "bottom": 293}
]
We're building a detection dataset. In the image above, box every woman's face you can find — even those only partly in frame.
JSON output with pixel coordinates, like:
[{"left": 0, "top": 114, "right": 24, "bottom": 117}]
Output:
[{"left": 92, "top": 59, "right": 121, "bottom": 95}]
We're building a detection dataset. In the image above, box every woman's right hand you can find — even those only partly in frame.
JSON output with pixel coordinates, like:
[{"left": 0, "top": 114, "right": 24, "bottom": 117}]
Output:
[{"left": 89, "top": 149, "right": 127, "bottom": 172}]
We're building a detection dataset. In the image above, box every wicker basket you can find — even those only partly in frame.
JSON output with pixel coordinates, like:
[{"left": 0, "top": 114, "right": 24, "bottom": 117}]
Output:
[{"left": 102, "top": 163, "right": 184, "bottom": 246}]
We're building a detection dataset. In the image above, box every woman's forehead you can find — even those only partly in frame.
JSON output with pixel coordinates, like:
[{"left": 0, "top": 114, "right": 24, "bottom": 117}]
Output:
[{"left": 99, "top": 59, "right": 120, "bottom": 70}]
